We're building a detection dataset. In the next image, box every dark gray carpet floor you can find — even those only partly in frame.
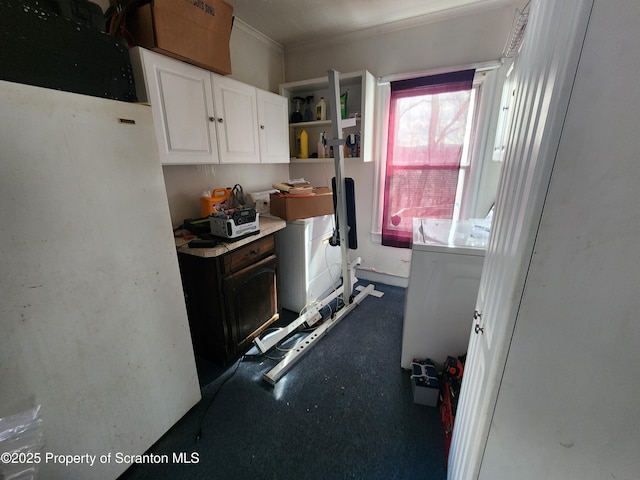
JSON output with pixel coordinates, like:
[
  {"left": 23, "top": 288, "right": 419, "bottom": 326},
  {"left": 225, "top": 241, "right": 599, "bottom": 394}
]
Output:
[{"left": 118, "top": 282, "right": 447, "bottom": 480}]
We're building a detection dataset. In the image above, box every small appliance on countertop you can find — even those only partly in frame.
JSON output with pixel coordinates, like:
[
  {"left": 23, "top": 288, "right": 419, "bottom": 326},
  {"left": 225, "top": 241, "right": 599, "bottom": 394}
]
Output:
[{"left": 209, "top": 206, "right": 259, "bottom": 240}]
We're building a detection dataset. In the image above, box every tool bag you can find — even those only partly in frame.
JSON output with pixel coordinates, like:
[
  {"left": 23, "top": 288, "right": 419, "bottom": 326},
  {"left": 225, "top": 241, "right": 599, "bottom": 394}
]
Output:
[
  {"left": 0, "top": 0, "right": 137, "bottom": 102},
  {"left": 39, "top": 0, "right": 105, "bottom": 31},
  {"left": 228, "top": 184, "right": 256, "bottom": 209}
]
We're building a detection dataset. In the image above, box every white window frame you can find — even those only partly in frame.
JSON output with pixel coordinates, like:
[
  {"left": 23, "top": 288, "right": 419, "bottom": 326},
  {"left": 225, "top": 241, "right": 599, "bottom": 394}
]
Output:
[{"left": 370, "top": 62, "right": 505, "bottom": 244}]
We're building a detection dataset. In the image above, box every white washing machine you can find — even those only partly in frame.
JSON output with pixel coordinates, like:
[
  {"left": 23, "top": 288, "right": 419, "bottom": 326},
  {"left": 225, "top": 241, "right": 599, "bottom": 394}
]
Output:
[{"left": 401, "top": 218, "right": 491, "bottom": 369}]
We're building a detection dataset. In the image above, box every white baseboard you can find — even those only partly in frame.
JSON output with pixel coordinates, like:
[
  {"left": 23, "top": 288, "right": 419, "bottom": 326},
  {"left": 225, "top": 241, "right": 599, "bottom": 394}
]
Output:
[{"left": 355, "top": 268, "right": 409, "bottom": 288}]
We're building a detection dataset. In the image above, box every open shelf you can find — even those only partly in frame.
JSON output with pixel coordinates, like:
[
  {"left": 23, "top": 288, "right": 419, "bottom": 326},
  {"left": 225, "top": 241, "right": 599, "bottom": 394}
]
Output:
[
  {"left": 289, "top": 156, "right": 364, "bottom": 164},
  {"left": 289, "top": 117, "right": 359, "bottom": 129},
  {"left": 280, "top": 71, "right": 375, "bottom": 163}
]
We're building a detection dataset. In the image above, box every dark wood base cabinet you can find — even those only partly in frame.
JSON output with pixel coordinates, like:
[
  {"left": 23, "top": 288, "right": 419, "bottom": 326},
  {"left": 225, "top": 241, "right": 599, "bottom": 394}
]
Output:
[{"left": 178, "top": 234, "right": 279, "bottom": 364}]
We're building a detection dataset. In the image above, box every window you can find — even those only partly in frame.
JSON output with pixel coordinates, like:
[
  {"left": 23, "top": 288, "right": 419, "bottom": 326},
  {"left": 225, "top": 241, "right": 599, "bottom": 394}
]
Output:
[{"left": 381, "top": 70, "right": 476, "bottom": 248}]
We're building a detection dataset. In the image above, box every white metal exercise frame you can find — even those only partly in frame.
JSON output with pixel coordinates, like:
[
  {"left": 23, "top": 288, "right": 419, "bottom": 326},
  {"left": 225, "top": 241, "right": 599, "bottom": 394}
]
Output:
[{"left": 257, "top": 70, "right": 383, "bottom": 386}]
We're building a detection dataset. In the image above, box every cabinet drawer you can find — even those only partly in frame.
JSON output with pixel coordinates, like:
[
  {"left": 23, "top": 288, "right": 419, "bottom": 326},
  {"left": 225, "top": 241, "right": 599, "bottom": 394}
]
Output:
[{"left": 221, "top": 234, "right": 275, "bottom": 275}]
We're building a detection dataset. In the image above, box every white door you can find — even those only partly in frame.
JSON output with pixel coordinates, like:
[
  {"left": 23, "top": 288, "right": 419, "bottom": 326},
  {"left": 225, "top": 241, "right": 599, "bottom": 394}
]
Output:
[
  {"left": 213, "top": 75, "right": 260, "bottom": 164},
  {"left": 134, "top": 48, "right": 219, "bottom": 165},
  {"left": 447, "top": 1, "right": 593, "bottom": 478},
  {"left": 257, "top": 89, "right": 290, "bottom": 163}
]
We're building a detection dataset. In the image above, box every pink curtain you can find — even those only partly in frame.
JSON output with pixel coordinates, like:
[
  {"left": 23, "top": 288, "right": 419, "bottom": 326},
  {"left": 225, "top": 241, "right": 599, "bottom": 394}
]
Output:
[{"left": 382, "top": 69, "right": 475, "bottom": 248}]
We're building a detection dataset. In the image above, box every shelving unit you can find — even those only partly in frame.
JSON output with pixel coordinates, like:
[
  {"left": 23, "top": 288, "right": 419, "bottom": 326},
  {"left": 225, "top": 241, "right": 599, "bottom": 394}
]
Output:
[{"left": 279, "top": 70, "right": 375, "bottom": 163}]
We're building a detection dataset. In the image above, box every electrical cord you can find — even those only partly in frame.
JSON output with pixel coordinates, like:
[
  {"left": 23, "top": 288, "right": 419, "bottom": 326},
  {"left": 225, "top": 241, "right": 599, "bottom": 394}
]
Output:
[
  {"left": 195, "top": 354, "right": 244, "bottom": 442},
  {"left": 324, "top": 234, "right": 340, "bottom": 288},
  {"left": 251, "top": 327, "right": 297, "bottom": 358}
]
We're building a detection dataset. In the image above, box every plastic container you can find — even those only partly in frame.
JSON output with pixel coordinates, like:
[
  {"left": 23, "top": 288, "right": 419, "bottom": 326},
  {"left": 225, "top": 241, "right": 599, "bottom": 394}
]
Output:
[
  {"left": 316, "top": 97, "right": 326, "bottom": 121},
  {"left": 317, "top": 132, "right": 326, "bottom": 158},
  {"left": 200, "top": 187, "right": 232, "bottom": 217},
  {"left": 340, "top": 91, "right": 348, "bottom": 119},
  {"left": 297, "top": 129, "right": 309, "bottom": 159}
]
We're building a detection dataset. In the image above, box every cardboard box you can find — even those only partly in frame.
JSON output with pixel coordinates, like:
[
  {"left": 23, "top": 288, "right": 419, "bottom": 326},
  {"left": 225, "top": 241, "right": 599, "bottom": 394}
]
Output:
[
  {"left": 270, "top": 188, "right": 334, "bottom": 221},
  {"left": 129, "top": 0, "right": 233, "bottom": 75}
]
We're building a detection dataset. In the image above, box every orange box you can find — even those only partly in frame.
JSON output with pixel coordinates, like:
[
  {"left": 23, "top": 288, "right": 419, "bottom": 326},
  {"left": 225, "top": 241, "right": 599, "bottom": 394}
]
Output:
[
  {"left": 270, "top": 188, "right": 334, "bottom": 221},
  {"left": 129, "top": 0, "right": 233, "bottom": 75}
]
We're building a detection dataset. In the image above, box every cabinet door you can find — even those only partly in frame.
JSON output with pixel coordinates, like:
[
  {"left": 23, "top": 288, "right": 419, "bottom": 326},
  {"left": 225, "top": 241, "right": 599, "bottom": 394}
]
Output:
[
  {"left": 177, "top": 254, "right": 230, "bottom": 364},
  {"left": 257, "top": 89, "right": 290, "bottom": 163},
  {"left": 222, "top": 254, "right": 279, "bottom": 352},
  {"left": 132, "top": 48, "right": 218, "bottom": 165},
  {"left": 212, "top": 75, "right": 260, "bottom": 164}
]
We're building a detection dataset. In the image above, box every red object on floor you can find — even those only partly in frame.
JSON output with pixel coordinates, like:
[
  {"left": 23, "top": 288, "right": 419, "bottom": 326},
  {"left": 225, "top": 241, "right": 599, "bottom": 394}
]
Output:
[{"left": 440, "top": 378, "right": 455, "bottom": 460}]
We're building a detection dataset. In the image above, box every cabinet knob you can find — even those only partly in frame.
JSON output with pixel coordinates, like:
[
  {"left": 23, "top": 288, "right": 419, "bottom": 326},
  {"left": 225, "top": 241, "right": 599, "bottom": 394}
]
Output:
[
  {"left": 474, "top": 324, "right": 485, "bottom": 334},
  {"left": 218, "top": 118, "right": 224, "bottom": 124},
  {"left": 209, "top": 116, "right": 215, "bottom": 122},
  {"left": 260, "top": 124, "right": 265, "bottom": 129}
]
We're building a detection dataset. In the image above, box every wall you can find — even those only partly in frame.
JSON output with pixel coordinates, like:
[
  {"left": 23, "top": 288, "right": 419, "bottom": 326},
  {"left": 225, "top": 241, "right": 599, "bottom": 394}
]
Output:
[
  {"left": 284, "top": 4, "right": 521, "bottom": 282},
  {"left": 229, "top": 19, "right": 285, "bottom": 92},
  {"left": 284, "top": 5, "right": 520, "bottom": 81}
]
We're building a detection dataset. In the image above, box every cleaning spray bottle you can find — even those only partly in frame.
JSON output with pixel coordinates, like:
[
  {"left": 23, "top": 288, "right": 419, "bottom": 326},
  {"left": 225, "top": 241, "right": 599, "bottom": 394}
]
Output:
[{"left": 304, "top": 95, "right": 315, "bottom": 122}]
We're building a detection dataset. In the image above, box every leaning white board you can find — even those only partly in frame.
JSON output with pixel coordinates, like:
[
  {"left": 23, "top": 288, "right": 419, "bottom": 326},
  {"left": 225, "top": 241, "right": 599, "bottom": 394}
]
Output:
[{"left": 0, "top": 81, "right": 201, "bottom": 479}]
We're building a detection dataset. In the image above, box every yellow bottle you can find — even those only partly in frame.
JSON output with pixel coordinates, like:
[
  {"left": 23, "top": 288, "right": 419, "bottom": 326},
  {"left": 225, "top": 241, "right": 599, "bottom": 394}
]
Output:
[{"left": 297, "top": 129, "right": 308, "bottom": 159}]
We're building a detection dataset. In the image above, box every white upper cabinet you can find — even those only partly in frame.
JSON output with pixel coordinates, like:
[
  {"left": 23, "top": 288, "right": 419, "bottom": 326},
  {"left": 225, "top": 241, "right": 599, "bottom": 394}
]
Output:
[
  {"left": 130, "top": 47, "right": 290, "bottom": 165},
  {"left": 212, "top": 75, "right": 260, "bottom": 164},
  {"left": 257, "top": 89, "right": 290, "bottom": 164},
  {"left": 130, "top": 47, "right": 218, "bottom": 165}
]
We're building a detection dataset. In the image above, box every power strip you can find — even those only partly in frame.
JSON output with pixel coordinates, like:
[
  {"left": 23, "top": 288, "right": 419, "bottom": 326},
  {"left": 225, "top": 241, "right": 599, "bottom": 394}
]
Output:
[{"left": 304, "top": 310, "right": 323, "bottom": 328}]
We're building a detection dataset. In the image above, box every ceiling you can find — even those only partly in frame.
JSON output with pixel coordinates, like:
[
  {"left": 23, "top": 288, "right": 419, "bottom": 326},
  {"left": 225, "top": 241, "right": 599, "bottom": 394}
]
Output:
[{"left": 225, "top": 0, "right": 527, "bottom": 48}]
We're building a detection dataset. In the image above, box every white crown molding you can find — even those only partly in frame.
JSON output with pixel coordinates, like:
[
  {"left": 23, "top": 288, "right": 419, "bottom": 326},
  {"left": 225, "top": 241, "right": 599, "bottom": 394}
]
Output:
[
  {"left": 233, "top": 17, "right": 284, "bottom": 52},
  {"left": 284, "top": 0, "right": 516, "bottom": 53}
]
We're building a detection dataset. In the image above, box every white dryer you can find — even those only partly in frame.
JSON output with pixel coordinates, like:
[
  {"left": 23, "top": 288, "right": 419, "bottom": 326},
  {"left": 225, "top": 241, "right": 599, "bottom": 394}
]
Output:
[
  {"left": 275, "top": 214, "right": 342, "bottom": 313},
  {"left": 401, "top": 218, "right": 490, "bottom": 369}
]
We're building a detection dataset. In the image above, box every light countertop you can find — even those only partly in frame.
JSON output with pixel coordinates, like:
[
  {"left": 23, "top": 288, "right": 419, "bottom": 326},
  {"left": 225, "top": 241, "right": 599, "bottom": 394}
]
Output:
[{"left": 176, "top": 214, "right": 286, "bottom": 258}]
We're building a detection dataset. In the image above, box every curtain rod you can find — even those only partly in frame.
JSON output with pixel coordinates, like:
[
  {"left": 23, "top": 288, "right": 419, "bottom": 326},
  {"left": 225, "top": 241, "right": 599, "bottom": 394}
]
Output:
[{"left": 378, "top": 59, "right": 503, "bottom": 84}]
